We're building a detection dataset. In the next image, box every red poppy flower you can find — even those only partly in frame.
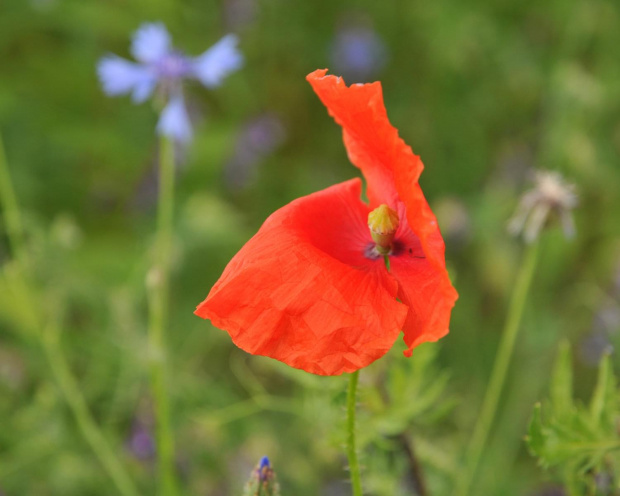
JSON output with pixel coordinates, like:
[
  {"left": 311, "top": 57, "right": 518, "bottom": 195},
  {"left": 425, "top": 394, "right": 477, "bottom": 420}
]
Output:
[{"left": 195, "top": 69, "right": 457, "bottom": 376}]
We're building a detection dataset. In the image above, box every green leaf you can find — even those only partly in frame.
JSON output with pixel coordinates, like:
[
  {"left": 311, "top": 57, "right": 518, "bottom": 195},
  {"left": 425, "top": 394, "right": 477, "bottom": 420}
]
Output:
[
  {"left": 528, "top": 343, "right": 620, "bottom": 491},
  {"left": 589, "top": 353, "right": 615, "bottom": 431},
  {"left": 550, "top": 340, "right": 573, "bottom": 415},
  {"left": 526, "top": 403, "right": 546, "bottom": 459}
]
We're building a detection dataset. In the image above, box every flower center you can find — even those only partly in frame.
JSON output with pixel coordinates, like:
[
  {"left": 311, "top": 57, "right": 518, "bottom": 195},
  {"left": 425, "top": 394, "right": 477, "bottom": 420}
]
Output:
[
  {"left": 155, "top": 52, "right": 192, "bottom": 80},
  {"left": 367, "top": 204, "right": 399, "bottom": 255}
]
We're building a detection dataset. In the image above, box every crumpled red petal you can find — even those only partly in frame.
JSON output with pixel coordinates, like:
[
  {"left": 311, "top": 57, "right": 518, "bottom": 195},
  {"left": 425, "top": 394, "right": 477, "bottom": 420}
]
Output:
[
  {"left": 195, "top": 179, "right": 408, "bottom": 375},
  {"left": 307, "top": 69, "right": 458, "bottom": 355},
  {"left": 392, "top": 255, "right": 456, "bottom": 355},
  {"left": 390, "top": 215, "right": 458, "bottom": 355}
]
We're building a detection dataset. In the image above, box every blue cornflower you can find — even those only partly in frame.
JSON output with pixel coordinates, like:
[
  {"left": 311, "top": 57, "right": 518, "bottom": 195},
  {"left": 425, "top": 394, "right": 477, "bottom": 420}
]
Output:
[{"left": 98, "top": 22, "right": 243, "bottom": 142}]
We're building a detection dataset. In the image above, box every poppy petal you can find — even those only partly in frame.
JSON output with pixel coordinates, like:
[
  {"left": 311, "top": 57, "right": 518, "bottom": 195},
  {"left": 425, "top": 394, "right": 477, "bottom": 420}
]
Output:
[
  {"left": 195, "top": 178, "right": 408, "bottom": 375},
  {"left": 306, "top": 69, "right": 424, "bottom": 210},
  {"left": 306, "top": 69, "right": 452, "bottom": 272},
  {"left": 390, "top": 253, "right": 458, "bottom": 356},
  {"left": 307, "top": 69, "right": 458, "bottom": 352}
]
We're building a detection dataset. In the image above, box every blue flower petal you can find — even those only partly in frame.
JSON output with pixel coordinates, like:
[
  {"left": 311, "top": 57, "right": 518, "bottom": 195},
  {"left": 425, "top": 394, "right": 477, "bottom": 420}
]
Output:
[
  {"left": 259, "top": 456, "right": 270, "bottom": 471},
  {"left": 97, "top": 56, "right": 156, "bottom": 102},
  {"left": 157, "top": 93, "right": 192, "bottom": 142},
  {"left": 131, "top": 22, "right": 171, "bottom": 64},
  {"left": 191, "top": 34, "right": 243, "bottom": 88},
  {"left": 131, "top": 76, "right": 158, "bottom": 103}
]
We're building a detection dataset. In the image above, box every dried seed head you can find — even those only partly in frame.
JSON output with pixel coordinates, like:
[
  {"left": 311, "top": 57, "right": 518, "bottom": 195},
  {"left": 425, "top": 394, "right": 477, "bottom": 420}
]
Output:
[{"left": 509, "top": 170, "right": 578, "bottom": 243}]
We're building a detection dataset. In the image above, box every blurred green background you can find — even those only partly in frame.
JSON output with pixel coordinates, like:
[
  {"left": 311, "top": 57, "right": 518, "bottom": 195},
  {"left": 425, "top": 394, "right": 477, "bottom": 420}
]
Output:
[{"left": 1, "top": 0, "right": 620, "bottom": 494}]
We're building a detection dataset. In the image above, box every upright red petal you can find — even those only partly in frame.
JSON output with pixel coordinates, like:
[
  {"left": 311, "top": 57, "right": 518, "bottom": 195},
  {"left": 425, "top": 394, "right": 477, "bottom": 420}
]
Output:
[
  {"left": 307, "top": 69, "right": 424, "bottom": 209},
  {"left": 306, "top": 70, "right": 448, "bottom": 270},
  {"left": 195, "top": 179, "right": 408, "bottom": 375}
]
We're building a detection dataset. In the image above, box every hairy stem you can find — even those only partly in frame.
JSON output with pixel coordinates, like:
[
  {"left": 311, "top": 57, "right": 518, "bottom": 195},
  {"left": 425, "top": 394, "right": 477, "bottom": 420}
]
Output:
[
  {"left": 454, "top": 241, "right": 540, "bottom": 496},
  {"left": 147, "top": 135, "right": 178, "bottom": 496},
  {"left": 0, "top": 133, "right": 139, "bottom": 496},
  {"left": 347, "top": 370, "right": 363, "bottom": 496}
]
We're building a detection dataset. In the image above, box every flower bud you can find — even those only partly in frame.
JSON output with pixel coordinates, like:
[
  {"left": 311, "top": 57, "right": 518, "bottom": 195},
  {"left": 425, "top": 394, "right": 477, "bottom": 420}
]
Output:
[
  {"left": 368, "top": 204, "right": 399, "bottom": 255},
  {"left": 243, "top": 456, "right": 280, "bottom": 496}
]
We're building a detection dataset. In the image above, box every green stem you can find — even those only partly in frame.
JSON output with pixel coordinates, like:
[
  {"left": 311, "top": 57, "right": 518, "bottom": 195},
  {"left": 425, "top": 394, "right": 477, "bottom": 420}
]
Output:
[
  {"left": 43, "top": 331, "right": 140, "bottom": 496},
  {"left": 0, "top": 133, "right": 27, "bottom": 273},
  {"left": 147, "top": 134, "right": 178, "bottom": 496},
  {"left": 454, "top": 241, "right": 540, "bottom": 496},
  {"left": 347, "top": 370, "right": 363, "bottom": 496},
  {"left": 0, "top": 133, "right": 139, "bottom": 496}
]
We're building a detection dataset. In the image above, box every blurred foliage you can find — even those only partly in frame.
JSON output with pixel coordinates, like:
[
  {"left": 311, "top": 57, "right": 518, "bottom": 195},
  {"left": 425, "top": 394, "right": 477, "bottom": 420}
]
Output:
[
  {"left": 527, "top": 343, "right": 620, "bottom": 495},
  {"left": 359, "top": 344, "right": 457, "bottom": 496},
  {"left": 1, "top": 0, "right": 620, "bottom": 494}
]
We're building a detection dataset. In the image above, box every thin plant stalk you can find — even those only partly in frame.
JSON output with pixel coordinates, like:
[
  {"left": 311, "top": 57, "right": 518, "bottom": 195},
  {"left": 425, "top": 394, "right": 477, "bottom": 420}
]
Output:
[
  {"left": 344, "top": 254, "right": 395, "bottom": 496},
  {"left": 147, "top": 134, "right": 178, "bottom": 496},
  {"left": 0, "top": 134, "right": 27, "bottom": 273},
  {"left": 0, "top": 133, "right": 139, "bottom": 496},
  {"left": 43, "top": 328, "right": 140, "bottom": 496},
  {"left": 454, "top": 241, "right": 540, "bottom": 496},
  {"left": 347, "top": 370, "right": 363, "bottom": 496}
]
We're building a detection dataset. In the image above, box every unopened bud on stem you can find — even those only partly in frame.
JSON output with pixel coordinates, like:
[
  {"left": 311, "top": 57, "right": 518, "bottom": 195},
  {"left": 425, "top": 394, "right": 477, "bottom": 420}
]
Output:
[{"left": 243, "top": 456, "right": 280, "bottom": 496}]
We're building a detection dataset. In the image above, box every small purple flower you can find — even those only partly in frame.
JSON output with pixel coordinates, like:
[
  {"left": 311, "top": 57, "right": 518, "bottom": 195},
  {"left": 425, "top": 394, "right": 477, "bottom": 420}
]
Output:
[
  {"left": 225, "top": 113, "right": 285, "bottom": 190},
  {"left": 331, "top": 21, "right": 387, "bottom": 82},
  {"left": 126, "top": 419, "right": 156, "bottom": 461},
  {"left": 223, "top": 0, "right": 257, "bottom": 30},
  {"left": 98, "top": 22, "right": 243, "bottom": 142}
]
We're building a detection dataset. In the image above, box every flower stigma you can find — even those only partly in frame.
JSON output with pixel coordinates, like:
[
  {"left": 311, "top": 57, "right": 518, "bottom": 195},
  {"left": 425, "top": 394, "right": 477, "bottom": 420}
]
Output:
[{"left": 368, "top": 204, "right": 399, "bottom": 256}]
